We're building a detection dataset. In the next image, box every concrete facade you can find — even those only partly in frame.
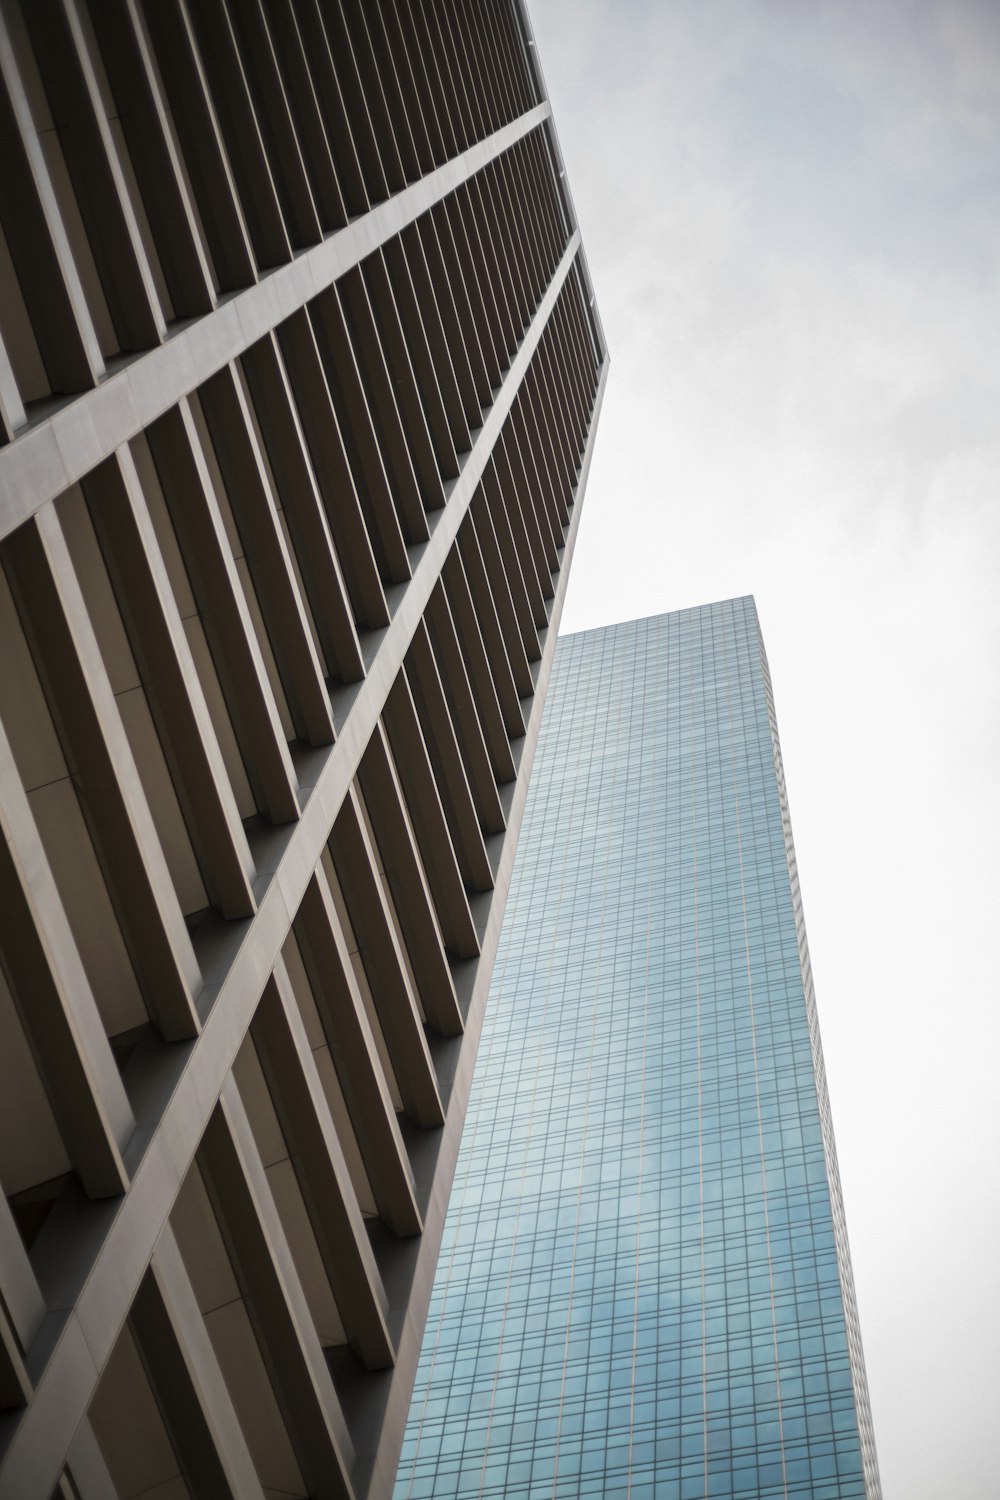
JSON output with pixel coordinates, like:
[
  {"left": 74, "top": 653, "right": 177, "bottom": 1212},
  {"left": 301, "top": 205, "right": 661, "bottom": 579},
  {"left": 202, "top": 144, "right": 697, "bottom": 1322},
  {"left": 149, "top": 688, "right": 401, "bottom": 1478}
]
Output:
[{"left": 0, "top": 3, "right": 606, "bottom": 1496}]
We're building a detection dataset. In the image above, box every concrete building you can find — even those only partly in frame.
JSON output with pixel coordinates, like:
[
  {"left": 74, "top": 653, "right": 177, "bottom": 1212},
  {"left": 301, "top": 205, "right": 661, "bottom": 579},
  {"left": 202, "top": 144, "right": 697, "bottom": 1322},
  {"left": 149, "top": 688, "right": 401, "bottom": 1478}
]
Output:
[
  {"left": 395, "top": 602, "right": 881, "bottom": 1499},
  {"left": 0, "top": 3, "right": 606, "bottom": 1497}
]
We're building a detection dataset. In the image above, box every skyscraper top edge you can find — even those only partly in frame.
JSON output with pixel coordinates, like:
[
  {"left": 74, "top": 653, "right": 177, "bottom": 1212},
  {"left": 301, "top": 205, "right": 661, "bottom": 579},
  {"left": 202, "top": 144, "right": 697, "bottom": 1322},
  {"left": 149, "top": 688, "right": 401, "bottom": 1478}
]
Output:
[{"left": 558, "top": 593, "right": 759, "bottom": 642}]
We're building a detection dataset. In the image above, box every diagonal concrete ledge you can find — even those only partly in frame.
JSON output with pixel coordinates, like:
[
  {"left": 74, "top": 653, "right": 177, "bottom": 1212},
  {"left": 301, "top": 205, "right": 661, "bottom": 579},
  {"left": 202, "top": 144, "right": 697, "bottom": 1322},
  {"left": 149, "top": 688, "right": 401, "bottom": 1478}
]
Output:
[
  {"left": 361, "top": 351, "right": 610, "bottom": 1500},
  {"left": 0, "top": 104, "right": 550, "bottom": 545}
]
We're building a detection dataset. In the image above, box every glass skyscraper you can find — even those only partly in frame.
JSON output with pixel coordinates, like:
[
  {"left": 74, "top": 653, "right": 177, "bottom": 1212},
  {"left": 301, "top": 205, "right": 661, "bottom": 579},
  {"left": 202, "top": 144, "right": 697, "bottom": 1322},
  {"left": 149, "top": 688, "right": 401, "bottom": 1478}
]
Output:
[{"left": 394, "top": 598, "right": 880, "bottom": 1500}]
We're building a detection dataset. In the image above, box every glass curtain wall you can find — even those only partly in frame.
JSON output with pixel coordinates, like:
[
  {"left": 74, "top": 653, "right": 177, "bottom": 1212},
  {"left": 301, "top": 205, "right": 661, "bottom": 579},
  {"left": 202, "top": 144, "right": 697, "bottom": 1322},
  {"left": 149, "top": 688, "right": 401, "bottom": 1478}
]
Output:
[{"left": 394, "top": 598, "right": 878, "bottom": 1500}]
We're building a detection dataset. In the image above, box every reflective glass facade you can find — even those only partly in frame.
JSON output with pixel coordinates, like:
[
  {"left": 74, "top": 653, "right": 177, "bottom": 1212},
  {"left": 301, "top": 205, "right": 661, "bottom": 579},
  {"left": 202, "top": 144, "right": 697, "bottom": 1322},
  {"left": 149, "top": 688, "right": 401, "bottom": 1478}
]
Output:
[{"left": 395, "top": 599, "right": 880, "bottom": 1500}]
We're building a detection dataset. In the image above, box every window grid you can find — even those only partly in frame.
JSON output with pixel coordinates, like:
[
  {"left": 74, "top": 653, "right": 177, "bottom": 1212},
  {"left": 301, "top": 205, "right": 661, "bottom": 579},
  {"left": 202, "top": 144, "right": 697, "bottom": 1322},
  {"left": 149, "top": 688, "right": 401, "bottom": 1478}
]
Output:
[{"left": 395, "top": 598, "right": 879, "bottom": 1500}]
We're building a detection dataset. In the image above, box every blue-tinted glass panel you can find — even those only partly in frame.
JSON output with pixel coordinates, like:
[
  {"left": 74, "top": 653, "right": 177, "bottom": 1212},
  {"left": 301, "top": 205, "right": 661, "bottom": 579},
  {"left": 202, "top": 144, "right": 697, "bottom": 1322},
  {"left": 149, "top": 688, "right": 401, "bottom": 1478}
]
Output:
[{"left": 395, "top": 598, "right": 879, "bottom": 1500}]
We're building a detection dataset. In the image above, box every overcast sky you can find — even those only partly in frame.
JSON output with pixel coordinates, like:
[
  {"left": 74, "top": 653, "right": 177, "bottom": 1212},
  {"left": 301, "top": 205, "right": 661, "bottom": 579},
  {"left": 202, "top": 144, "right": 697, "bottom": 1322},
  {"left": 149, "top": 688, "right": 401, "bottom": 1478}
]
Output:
[{"left": 529, "top": 2, "right": 1000, "bottom": 1495}]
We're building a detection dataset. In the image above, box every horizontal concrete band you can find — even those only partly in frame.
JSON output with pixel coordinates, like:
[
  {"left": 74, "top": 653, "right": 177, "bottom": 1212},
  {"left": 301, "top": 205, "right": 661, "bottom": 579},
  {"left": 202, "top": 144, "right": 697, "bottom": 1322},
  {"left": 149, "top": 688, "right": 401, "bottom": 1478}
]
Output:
[
  {"left": 363, "top": 353, "right": 609, "bottom": 1500},
  {"left": 0, "top": 102, "right": 551, "bottom": 545},
  {"left": 0, "top": 228, "right": 585, "bottom": 1500}
]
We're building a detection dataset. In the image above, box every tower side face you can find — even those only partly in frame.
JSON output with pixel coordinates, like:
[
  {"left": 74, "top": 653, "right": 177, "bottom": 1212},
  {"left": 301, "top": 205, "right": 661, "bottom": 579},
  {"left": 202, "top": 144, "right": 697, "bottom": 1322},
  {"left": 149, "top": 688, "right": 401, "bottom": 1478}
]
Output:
[
  {"left": 396, "top": 599, "right": 880, "bottom": 1500},
  {"left": 0, "top": 4, "right": 605, "bottom": 1498}
]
